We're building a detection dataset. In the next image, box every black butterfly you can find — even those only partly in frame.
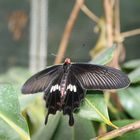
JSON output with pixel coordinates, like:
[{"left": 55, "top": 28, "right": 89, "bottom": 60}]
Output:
[{"left": 21, "top": 58, "right": 130, "bottom": 126}]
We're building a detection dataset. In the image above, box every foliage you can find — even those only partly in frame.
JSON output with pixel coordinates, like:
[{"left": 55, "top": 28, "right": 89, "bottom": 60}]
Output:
[
  {"left": 0, "top": 84, "right": 30, "bottom": 140},
  {"left": 0, "top": 46, "right": 140, "bottom": 140}
]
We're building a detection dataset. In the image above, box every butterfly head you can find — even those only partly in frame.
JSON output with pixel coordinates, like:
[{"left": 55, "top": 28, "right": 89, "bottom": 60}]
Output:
[{"left": 64, "top": 58, "right": 71, "bottom": 65}]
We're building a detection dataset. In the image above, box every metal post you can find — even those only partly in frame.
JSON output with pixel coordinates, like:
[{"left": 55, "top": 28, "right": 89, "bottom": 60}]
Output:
[{"left": 29, "top": 0, "right": 48, "bottom": 73}]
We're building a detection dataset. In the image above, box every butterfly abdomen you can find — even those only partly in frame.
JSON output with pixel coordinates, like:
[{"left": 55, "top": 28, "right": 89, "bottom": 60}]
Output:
[
  {"left": 60, "top": 64, "right": 71, "bottom": 98},
  {"left": 60, "top": 72, "right": 68, "bottom": 97}
]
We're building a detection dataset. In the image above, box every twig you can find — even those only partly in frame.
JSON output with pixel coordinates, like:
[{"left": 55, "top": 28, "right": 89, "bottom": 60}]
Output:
[
  {"left": 103, "top": 0, "right": 113, "bottom": 47},
  {"left": 121, "top": 28, "right": 140, "bottom": 39},
  {"left": 91, "top": 120, "right": 140, "bottom": 140},
  {"left": 54, "top": 0, "right": 85, "bottom": 64},
  {"left": 81, "top": 4, "right": 99, "bottom": 23},
  {"left": 114, "top": 0, "right": 120, "bottom": 35},
  {"left": 112, "top": 0, "right": 121, "bottom": 68}
]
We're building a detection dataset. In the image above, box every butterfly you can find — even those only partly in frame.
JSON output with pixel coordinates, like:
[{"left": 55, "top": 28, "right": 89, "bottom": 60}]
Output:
[{"left": 21, "top": 58, "right": 130, "bottom": 126}]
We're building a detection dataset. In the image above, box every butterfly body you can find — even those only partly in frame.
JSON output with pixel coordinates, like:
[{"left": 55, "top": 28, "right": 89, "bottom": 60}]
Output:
[
  {"left": 22, "top": 58, "right": 130, "bottom": 126},
  {"left": 60, "top": 59, "right": 71, "bottom": 98}
]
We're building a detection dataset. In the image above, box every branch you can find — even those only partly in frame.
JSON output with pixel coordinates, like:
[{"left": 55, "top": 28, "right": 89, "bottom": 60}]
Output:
[
  {"left": 91, "top": 120, "right": 140, "bottom": 140},
  {"left": 54, "top": 0, "right": 85, "bottom": 64},
  {"left": 112, "top": 0, "right": 121, "bottom": 68},
  {"left": 121, "top": 28, "right": 140, "bottom": 39},
  {"left": 114, "top": 0, "right": 120, "bottom": 35},
  {"left": 103, "top": 0, "right": 113, "bottom": 47},
  {"left": 81, "top": 4, "right": 99, "bottom": 23}
]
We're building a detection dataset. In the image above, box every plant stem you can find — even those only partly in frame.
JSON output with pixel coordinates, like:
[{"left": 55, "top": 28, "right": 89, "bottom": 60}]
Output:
[
  {"left": 54, "top": 0, "right": 85, "bottom": 64},
  {"left": 91, "top": 120, "right": 140, "bottom": 140},
  {"left": 112, "top": 0, "right": 121, "bottom": 68},
  {"left": 121, "top": 28, "right": 140, "bottom": 39},
  {"left": 81, "top": 4, "right": 99, "bottom": 23},
  {"left": 103, "top": 0, "right": 113, "bottom": 47}
]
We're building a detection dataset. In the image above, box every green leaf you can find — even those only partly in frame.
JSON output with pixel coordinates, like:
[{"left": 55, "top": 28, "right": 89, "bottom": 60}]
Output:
[
  {"left": 128, "top": 66, "right": 140, "bottom": 83},
  {"left": 52, "top": 115, "right": 73, "bottom": 140},
  {"left": 0, "top": 67, "right": 42, "bottom": 111},
  {"left": 118, "top": 87, "right": 140, "bottom": 119},
  {"left": 78, "top": 94, "right": 109, "bottom": 121},
  {"left": 112, "top": 120, "right": 140, "bottom": 140},
  {"left": 52, "top": 115, "right": 96, "bottom": 140},
  {"left": 32, "top": 112, "right": 61, "bottom": 140},
  {"left": 0, "top": 84, "right": 30, "bottom": 140},
  {"left": 123, "top": 59, "right": 140, "bottom": 69},
  {"left": 25, "top": 96, "right": 45, "bottom": 133},
  {"left": 78, "top": 93, "right": 117, "bottom": 128},
  {"left": 33, "top": 113, "right": 96, "bottom": 140},
  {"left": 74, "top": 116, "right": 96, "bottom": 140},
  {"left": 90, "top": 44, "right": 116, "bottom": 65},
  {"left": 0, "top": 119, "right": 20, "bottom": 140},
  {"left": 19, "top": 93, "right": 42, "bottom": 111}
]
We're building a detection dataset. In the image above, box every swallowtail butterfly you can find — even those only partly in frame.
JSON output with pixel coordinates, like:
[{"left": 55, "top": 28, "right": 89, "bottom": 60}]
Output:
[{"left": 21, "top": 58, "right": 130, "bottom": 126}]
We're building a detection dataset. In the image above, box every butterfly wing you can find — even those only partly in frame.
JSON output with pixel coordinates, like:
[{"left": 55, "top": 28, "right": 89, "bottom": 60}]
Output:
[
  {"left": 71, "top": 63, "right": 130, "bottom": 90},
  {"left": 44, "top": 68, "right": 86, "bottom": 126},
  {"left": 22, "top": 65, "right": 63, "bottom": 94},
  {"left": 44, "top": 73, "right": 63, "bottom": 125},
  {"left": 63, "top": 72, "right": 86, "bottom": 126}
]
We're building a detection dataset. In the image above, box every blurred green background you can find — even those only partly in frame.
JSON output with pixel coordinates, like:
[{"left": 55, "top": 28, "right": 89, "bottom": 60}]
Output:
[{"left": 0, "top": 0, "right": 140, "bottom": 73}]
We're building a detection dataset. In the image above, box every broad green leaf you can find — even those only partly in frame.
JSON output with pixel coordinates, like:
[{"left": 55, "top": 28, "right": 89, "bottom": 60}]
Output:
[
  {"left": 118, "top": 87, "right": 140, "bottom": 119},
  {"left": 128, "top": 66, "right": 140, "bottom": 83},
  {"left": 0, "top": 84, "right": 30, "bottom": 140},
  {"left": 78, "top": 93, "right": 117, "bottom": 128},
  {"left": 25, "top": 96, "right": 45, "bottom": 133},
  {"left": 74, "top": 115, "right": 96, "bottom": 140},
  {"left": 19, "top": 93, "right": 42, "bottom": 110},
  {"left": 32, "top": 112, "right": 61, "bottom": 140},
  {"left": 0, "top": 67, "right": 43, "bottom": 111},
  {"left": 52, "top": 115, "right": 73, "bottom": 140},
  {"left": 52, "top": 115, "right": 96, "bottom": 140},
  {"left": 90, "top": 44, "right": 116, "bottom": 65},
  {"left": 112, "top": 120, "right": 140, "bottom": 140},
  {"left": 32, "top": 112, "right": 96, "bottom": 140},
  {"left": 0, "top": 119, "right": 21, "bottom": 140},
  {"left": 123, "top": 59, "right": 140, "bottom": 69}
]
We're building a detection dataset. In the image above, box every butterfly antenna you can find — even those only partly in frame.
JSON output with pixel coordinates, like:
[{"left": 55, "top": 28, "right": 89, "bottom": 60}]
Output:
[
  {"left": 50, "top": 53, "right": 58, "bottom": 57},
  {"left": 50, "top": 52, "right": 66, "bottom": 62}
]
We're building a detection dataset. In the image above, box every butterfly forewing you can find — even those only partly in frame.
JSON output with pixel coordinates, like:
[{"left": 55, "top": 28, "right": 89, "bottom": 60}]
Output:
[
  {"left": 71, "top": 63, "right": 130, "bottom": 90},
  {"left": 22, "top": 65, "right": 63, "bottom": 94}
]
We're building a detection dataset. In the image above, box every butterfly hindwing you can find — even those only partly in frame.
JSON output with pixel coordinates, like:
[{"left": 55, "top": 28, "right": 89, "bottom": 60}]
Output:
[
  {"left": 44, "top": 71, "right": 86, "bottom": 126},
  {"left": 44, "top": 73, "right": 63, "bottom": 124},
  {"left": 63, "top": 73, "right": 86, "bottom": 126},
  {"left": 71, "top": 63, "right": 130, "bottom": 90}
]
